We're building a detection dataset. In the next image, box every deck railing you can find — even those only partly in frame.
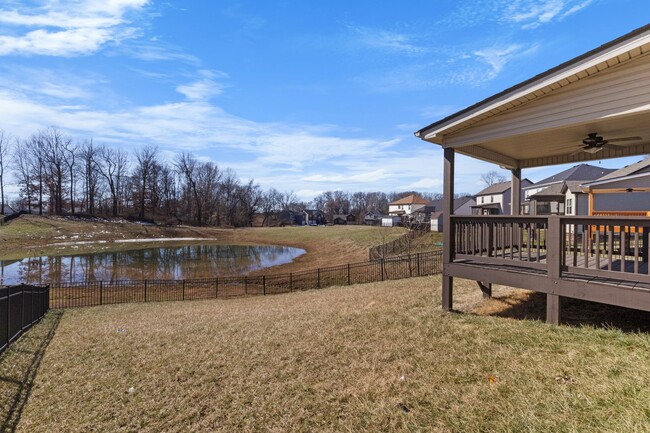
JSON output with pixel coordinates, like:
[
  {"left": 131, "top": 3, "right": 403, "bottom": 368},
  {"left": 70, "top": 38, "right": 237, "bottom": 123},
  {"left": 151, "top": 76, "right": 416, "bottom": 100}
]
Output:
[{"left": 450, "top": 215, "right": 650, "bottom": 283}]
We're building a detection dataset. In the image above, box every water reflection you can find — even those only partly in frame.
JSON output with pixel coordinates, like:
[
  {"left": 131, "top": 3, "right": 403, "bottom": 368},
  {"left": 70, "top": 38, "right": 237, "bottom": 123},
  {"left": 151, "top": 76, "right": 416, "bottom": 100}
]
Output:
[{"left": 0, "top": 244, "right": 305, "bottom": 285}]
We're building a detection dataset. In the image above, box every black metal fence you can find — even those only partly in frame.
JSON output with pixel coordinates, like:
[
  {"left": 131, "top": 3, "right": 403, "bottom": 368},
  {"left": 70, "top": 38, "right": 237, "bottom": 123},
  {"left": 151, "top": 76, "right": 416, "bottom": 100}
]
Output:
[
  {"left": 50, "top": 250, "right": 443, "bottom": 309},
  {"left": 0, "top": 284, "right": 50, "bottom": 355}
]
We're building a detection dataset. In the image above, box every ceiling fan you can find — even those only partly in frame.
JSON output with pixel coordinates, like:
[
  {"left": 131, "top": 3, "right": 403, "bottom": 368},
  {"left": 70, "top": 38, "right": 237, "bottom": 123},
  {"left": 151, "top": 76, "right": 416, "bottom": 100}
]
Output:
[{"left": 570, "top": 132, "right": 642, "bottom": 155}]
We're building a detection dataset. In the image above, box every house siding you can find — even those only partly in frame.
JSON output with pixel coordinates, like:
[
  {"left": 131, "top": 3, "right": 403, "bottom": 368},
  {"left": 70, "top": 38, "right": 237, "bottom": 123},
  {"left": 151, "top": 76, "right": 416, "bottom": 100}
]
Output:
[{"left": 594, "top": 192, "right": 650, "bottom": 211}]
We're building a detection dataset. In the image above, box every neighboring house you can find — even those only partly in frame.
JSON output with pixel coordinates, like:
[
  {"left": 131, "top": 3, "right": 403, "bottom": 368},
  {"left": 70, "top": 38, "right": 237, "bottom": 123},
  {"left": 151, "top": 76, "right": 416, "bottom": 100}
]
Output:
[
  {"left": 388, "top": 194, "right": 430, "bottom": 216},
  {"left": 522, "top": 164, "right": 615, "bottom": 215},
  {"left": 332, "top": 214, "right": 356, "bottom": 225},
  {"left": 412, "top": 205, "right": 437, "bottom": 224},
  {"left": 277, "top": 210, "right": 304, "bottom": 226},
  {"left": 381, "top": 216, "right": 402, "bottom": 227},
  {"left": 428, "top": 196, "right": 475, "bottom": 216},
  {"left": 430, "top": 211, "right": 444, "bottom": 232},
  {"left": 581, "top": 158, "right": 650, "bottom": 215},
  {"left": 428, "top": 196, "right": 477, "bottom": 232},
  {"left": 363, "top": 210, "right": 385, "bottom": 225},
  {"left": 303, "top": 209, "right": 326, "bottom": 225},
  {"left": 471, "top": 180, "right": 532, "bottom": 215}
]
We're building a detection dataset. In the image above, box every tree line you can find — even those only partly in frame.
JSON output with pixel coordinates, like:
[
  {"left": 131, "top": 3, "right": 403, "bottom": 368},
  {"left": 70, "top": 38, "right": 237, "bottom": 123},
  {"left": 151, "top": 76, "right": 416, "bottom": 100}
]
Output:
[{"left": 0, "top": 127, "right": 463, "bottom": 227}]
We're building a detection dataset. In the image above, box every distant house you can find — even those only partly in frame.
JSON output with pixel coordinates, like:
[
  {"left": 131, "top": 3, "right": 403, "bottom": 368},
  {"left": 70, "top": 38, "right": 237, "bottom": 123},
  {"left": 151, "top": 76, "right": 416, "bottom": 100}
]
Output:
[
  {"left": 430, "top": 211, "right": 444, "bottom": 232},
  {"left": 522, "top": 164, "right": 614, "bottom": 215},
  {"left": 381, "top": 216, "right": 402, "bottom": 227},
  {"left": 332, "top": 214, "right": 356, "bottom": 225},
  {"left": 472, "top": 180, "right": 532, "bottom": 215},
  {"left": 582, "top": 158, "right": 650, "bottom": 215},
  {"left": 277, "top": 210, "right": 304, "bottom": 226},
  {"left": 388, "top": 194, "right": 430, "bottom": 216},
  {"left": 303, "top": 209, "right": 326, "bottom": 225},
  {"left": 363, "top": 210, "right": 385, "bottom": 225},
  {"left": 428, "top": 196, "right": 475, "bottom": 216},
  {"left": 428, "top": 196, "right": 476, "bottom": 232}
]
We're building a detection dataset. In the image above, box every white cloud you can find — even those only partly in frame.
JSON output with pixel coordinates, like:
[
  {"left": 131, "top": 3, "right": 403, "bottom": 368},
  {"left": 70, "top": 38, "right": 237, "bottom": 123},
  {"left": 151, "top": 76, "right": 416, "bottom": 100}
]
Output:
[
  {"left": 0, "top": 0, "right": 149, "bottom": 56},
  {"left": 399, "top": 178, "right": 442, "bottom": 190},
  {"left": 444, "top": 0, "right": 595, "bottom": 30},
  {"left": 176, "top": 70, "right": 227, "bottom": 101},
  {"left": 503, "top": 0, "right": 594, "bottom": 29},
  {"left": 473, "top": 44, "right": 523, "bottom": 79},
  {"left": 349, "top": 26, "right": 426, "bottom": 55}
]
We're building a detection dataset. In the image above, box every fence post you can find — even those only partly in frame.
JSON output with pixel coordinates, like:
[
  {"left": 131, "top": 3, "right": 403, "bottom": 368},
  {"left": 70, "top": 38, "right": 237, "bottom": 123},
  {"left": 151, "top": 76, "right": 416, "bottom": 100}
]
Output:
[
  {"left": 245, "top": 277, "right": 248, "bottom": 295},
  {"left": 417, "top": 253, "right": 421, "bottom": 276},
  {"left": 317, "top": 268, "right": 321, "bottom": 289},
  {"left": 144, "top": 279, "right": 148, "bottom": 302},
  {"left": 182, "top": 280, "right": 185, "bottom": 300},
  {"left": 215, "top": 278, "right": 218, "bottom": 298},
  {"left": 381, "top": 259, "right": 385, "bottom": 281},
  {"left": 347, "top": 263, "right": 351, "bottom": 285},
  {"left": 6, "top": 287, "right": 10, "bottom": 348},
  {"left": 99, "top": 281, "right": 103, "bottom": 305},
  {"left": 263, "top": 276, "right": 266, "bottom": 295},
  {"left": 289, "top": 273, "right": 293, "bottom": 292}
]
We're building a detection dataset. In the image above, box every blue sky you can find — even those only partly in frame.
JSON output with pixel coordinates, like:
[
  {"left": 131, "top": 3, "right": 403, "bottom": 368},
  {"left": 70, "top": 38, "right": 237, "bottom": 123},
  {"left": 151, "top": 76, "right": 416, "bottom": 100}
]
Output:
[{"left": 0, "top": 0, "right": 649, "bottom": 200}]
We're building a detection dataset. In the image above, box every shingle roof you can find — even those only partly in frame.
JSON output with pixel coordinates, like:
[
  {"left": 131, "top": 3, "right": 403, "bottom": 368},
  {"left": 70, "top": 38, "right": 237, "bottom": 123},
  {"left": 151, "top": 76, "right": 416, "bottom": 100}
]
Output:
[
  {"left": 389, "top": 194, "right": 430, "bottom": 206},
  {"left": 475, "top": 181, "right": 511, "bottom": 196},
  {"left": 428, "top": 196, "right": 474, "bottom": 212},
  {"left": 529, "top": 164, "right": 616, "bottom": 188},
  {"left": 528, "top": 183, "right": 566, "bottom": 198},
  {"left": 594, "top": 158, "right": 650, "bottom": 181},
  {"left": 565, "top": 181, "right": 585, "bottom": 194}
]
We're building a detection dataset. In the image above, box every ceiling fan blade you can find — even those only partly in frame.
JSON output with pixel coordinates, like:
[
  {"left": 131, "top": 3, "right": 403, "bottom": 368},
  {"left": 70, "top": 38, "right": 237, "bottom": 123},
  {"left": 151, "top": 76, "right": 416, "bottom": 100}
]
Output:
[
  {"left": 607, "top": 142, "right": 640, "bottom": 148},
  {"left": 608, "top": 136, "right": 642, "bottom": 142},
  {"left": 568, "top": 147, "right": 586, "bottom": 156}
]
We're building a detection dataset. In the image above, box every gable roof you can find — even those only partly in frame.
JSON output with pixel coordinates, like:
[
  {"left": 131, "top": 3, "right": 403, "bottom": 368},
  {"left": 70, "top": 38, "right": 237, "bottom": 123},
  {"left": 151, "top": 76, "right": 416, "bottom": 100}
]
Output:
[
  {"left": 416, "top": 24, "right": 650, "bottom": 141},
  {"left": 528, "top": 164, "right": 616, "bottom": 188},
  {"left": 475, "top": 181, "right": 511, "bottom": 196},
  {"left": 593, "top": 157, "right": 650, "bottom": 181},
  {"left": 389, "top": 194, "right": 430, "bottom": 206},
  {"left": 528, "top": 182, "right": 566, "bottom": 199},
  {"left": 428, "top": 196, "right": 474, "bottom": 212},
  {"left": 415, "top": 24, "right": 650, "bottom": 169}
]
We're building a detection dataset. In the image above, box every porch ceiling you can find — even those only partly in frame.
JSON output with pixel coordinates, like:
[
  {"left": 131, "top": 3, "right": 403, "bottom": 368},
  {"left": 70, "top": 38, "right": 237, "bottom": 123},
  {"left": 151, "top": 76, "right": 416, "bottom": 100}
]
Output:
[
  {"left": 461, "top": 111, "right": 650, "bottom": 169},
  {"left": 416, "top": 23, "right": 650, "bottom": 169}
]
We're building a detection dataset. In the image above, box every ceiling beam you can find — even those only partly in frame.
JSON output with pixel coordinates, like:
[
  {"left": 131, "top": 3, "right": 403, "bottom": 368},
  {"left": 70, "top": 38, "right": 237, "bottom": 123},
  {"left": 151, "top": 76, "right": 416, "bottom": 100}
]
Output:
[
  {"left": 456, "top": 145, "right": 519, "bottom": 169},
  {"left": 518, "top": 142, "right": 650, "bottom": 169}
]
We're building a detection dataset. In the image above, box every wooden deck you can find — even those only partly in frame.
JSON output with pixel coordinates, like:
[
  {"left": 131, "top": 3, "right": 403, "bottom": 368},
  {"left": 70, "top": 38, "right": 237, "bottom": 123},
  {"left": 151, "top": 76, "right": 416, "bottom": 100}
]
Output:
[{"left": 447, "top": 215, "right": 650, "bottom": 322}]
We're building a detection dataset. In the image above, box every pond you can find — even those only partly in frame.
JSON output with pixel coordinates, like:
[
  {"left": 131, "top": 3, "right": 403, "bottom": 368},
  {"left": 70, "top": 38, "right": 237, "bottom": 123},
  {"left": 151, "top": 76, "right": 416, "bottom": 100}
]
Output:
[{"left": 0, "top": 244, "right": 305, "bottom": 286}]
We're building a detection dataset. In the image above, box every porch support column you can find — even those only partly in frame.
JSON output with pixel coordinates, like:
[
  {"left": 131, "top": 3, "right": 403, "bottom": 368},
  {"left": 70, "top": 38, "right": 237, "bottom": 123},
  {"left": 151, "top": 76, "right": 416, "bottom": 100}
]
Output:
[
  {"left": 442, "top": 147, "right": 455, "bottom": 312},
  {"left": 511, "top": 168, "right": 521, "bottom": 215},
  {"left": 546, "top": 215, "right": 562, "bottom": 325}
]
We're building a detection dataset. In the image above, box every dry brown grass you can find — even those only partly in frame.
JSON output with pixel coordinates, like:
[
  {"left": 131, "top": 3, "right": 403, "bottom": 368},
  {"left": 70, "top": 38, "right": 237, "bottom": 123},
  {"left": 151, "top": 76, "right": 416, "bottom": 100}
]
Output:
[{"left": 15, "top": 277, "right": 650, "bottom": 432}]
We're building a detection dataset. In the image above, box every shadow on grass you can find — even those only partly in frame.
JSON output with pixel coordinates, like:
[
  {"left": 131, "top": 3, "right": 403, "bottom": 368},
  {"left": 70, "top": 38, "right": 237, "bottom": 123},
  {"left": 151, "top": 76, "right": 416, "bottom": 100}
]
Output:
[
  {"left": 484, "top": 291, "right": 650, "bottom": 332},
  {"left": 0, "top": 310, "right": 63, "bottom": 432}
]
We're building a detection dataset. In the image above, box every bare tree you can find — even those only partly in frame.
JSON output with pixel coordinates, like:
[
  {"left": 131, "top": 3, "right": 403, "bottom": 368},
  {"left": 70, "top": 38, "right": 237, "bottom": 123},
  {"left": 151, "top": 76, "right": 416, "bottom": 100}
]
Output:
[
  {"left": 134, "top": 146, "right": 158, "bottom": 220},
  {"left": 0, "top": 130, "right": 10, "bottom": 214},
  {"left": 175, "top": 152, "right": 202, "bottom": 224},
  {"left": 480, "top": 170, "right": 507, "bottom": 187}
]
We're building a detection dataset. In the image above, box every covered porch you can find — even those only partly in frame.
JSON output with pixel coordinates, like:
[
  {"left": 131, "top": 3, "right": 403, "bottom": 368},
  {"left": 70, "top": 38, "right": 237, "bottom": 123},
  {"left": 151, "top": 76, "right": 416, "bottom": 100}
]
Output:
[{"left": 416, "top": 24, "right": 650, "bottom": 324}]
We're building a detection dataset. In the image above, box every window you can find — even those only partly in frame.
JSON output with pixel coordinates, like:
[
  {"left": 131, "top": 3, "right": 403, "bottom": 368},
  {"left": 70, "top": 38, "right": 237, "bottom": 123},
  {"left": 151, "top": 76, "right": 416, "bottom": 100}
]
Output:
[
  {"left": 481, "top": 197, "right": 484, "bottom": 204},
  {"left": 490, "top": 195, "right": 494, "bottom": 203},
  {"left": 566, "top": 198, "right": 573, "bottom": 215}
]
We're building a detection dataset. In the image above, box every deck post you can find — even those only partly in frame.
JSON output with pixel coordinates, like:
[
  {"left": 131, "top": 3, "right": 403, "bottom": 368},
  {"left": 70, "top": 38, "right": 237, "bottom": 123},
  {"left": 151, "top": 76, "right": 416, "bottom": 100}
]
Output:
[
  {"left": 477, "top": 281, "right": 492, "bottom": 298},
  {"left": 511, "top": 168, "right": 521, "bottom": 216},
  {"left": 442, "top": 147, "right": 455, "bottom": 311},
  {"left": 546, "top": 216, "right": 562, "bottom": 324}
]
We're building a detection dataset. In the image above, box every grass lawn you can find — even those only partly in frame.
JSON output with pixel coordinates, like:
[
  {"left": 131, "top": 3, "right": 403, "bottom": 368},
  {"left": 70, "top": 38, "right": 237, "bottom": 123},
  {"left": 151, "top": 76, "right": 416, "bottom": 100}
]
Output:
[{"left": 13, "top": 277, "right": 650, "bottom": 432}]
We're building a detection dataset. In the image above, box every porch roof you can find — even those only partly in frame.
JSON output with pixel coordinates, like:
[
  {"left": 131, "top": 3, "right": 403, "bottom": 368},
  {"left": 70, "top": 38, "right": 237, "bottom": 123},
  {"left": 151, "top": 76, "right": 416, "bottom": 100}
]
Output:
[{"left": 415, "top": 24, "right": 650, "bottom": 169}]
